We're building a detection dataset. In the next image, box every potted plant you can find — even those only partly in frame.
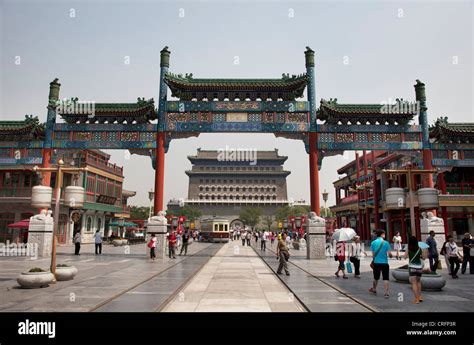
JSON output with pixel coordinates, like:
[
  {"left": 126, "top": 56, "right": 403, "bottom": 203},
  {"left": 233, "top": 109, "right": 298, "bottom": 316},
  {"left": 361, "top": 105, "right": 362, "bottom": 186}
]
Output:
[
  {"left": 113, "top": 237, "right": 123, "bottom": 246},
  {"left": 17, "top": 268, "right": 54, "bottom": 289},
  {"left": 392, "top": 265, "right": 446, "bottom": 291},
  {"left": 55, "top": 264, "right": 78, "bottom": 281}
]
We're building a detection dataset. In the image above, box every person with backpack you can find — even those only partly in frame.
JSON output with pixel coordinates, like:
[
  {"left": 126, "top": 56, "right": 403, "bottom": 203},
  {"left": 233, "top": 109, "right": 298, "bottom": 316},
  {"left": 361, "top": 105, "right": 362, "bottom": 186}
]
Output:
[
  {"left": 180, "top": 229, "right": 190, "bottom": 256},
  {"left": 369, "top": 230, "right": 393, "bottom": 298},
  {"left": 405, "top": 236, "right": 426, "bottom": 304},
  {"left": 148, "top": 234, "right": 157, "bottom": 261}
]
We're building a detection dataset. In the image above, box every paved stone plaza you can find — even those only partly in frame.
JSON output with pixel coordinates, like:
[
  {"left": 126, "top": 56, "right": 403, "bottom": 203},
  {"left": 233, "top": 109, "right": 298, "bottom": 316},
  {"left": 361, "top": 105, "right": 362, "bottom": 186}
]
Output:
[{"left": 0, "top": 239, "right": 473, "bottom": 312}]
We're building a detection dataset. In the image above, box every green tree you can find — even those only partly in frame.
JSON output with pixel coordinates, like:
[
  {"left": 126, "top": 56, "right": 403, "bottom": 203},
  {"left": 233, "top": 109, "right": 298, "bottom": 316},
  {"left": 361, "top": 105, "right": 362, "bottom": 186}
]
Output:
[
  {"left": 130, "top": 206, "right": 150, "bottom": 220},
  {"left": 240, "top": 207, "right": 262, "bottom": 230},
  {"left": 177, "top": 205, "right": 202, "bottom": 221},
  {"left": 290, "top": 205, "right": 310, "bottom": 216},
  {"left": 275, "top": 206, "right": 291, "bottom": 222},
  {"left": 262, "top": 215, "right": 274, "bottom": 231}
]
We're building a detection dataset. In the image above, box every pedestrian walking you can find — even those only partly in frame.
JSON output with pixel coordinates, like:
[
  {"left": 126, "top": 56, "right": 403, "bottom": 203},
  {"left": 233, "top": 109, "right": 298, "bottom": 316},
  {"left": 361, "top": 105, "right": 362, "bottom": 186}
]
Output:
[
  {"left": 180, "top": 229, "right": 190, "bottom": 256},
  {"left": 334, "top": 241, "right": 348, "bottom": 279},
  {"left": 349, "top": 236, "right": 366, "bottom": 278},
  {"left": 237, "top": 230, "right": 241, "bottom": 241},
  {"left": 94, "top": 230, "right": 103, "bottom": 255},
  {"left": 246, "top": 231, "right": 251, "bottom": 246},
  {"left": 392, "top": 231, "right": 402, "bottom": 260},
  {"left": 168, "top": 231, "right": 177, "bottom": 259},
  {"left": 440, "top": 239, "right": 452, "bottom": 274},
  {"left": 241, "top": 231, "right": 246, "bottom": 246},
  {"left": 461, "top": 232, "right": 473, "bottom": 274},
  {"left": 369, "top": 230, "right": 392, "bottom": 298},
  {"left": 148, "top": 234, "right": 157, "bottom": 260},
  {"left": 405, "top": 236, "right": 425, "bottom": 304},
  {"left": 261, "top": 230, "right": 268, "bottom": 251},
  {"left": 255, "top": 231, "right": 259, "bottom": 244},
  {"left": 446, "top": 235, "right": 461, "bottom": 278},
  {"left": 276, "top": 233, "right": 290, "bottom": 276},
  {"left": 73, "top": 232, "right": 81, "bottom": 255},
  {"left": 426, "top": 230, "right": 439, "bottom": 272},
  {"left": 270, "top": 232, "right": 275, "bottom": 246}
]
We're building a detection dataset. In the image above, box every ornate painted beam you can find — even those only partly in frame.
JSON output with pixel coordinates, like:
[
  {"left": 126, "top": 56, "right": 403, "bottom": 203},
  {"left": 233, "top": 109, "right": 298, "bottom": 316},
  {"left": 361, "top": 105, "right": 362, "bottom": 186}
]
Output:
[{"left": 166, "top": 101, "right": 309, "bottom": 113}]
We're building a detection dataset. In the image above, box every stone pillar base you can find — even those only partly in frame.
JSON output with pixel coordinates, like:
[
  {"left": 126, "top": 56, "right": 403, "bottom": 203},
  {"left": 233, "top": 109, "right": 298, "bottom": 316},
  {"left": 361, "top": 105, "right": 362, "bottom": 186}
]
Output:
[
  {"left": 27, "top": 210, "right": 54, "bottom": 257},
  {"left": 306, "top": 213, "right": 326, "bottom": 259},
  {"left": 420, "top": 214, "right": 446, "bottom": 254},
  {"left": 146, "top": 213, "right": 168, "bottom": 259}
]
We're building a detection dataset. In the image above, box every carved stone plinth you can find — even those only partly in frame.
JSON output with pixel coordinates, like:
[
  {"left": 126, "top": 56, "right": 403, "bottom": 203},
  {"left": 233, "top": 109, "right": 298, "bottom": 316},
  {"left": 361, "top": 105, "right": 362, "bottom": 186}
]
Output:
[
  {"left": 28, "top": 210, "right": 54, "bottom": 258},
  {"left": 420, "top": 212, "right": 446, "bottom": 253},
  {"left": 306, "top": 212, "right": 326, "bottom": 259},
  {"left": 146, "top": 212, "right": 168, "bottom": 259}
]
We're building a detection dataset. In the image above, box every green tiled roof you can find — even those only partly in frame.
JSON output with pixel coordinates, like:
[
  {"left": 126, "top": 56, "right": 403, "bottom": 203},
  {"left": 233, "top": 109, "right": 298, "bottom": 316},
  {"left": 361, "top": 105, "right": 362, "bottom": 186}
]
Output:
[
  {"left": 164, "top": 73, "right": 308, "bottom": 101},
  {"left": 318, "top": 99, "right": 415, "bottom": 124},
  {"left": 430, "top": 119, "right": 474, "bottom": 143},
  {"left": 0, "top": 116, "right": 44, "bottom": 138},
  {"left": 59, "top": 98, "right": 156, "bottom": 124}
]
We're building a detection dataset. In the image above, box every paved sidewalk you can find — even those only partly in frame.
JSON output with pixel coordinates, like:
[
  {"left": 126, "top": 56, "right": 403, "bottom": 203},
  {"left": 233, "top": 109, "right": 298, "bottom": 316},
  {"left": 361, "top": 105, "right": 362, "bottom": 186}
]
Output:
[
  {"left": 258, "top": 240, "right": 474, "bottom": 312},
  {"left": 0, "top": 241, "right": 211, "bottom": 311},
  {"left": 163, "top": 242, "right": 306, "bottom": 312}
]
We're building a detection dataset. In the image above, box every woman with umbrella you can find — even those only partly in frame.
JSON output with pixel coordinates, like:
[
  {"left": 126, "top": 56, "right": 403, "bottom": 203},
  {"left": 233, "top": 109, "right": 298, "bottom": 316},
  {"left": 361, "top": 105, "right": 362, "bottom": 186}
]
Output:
[{"left": 332, "top": 228, "right": 357, "bottom": 279}]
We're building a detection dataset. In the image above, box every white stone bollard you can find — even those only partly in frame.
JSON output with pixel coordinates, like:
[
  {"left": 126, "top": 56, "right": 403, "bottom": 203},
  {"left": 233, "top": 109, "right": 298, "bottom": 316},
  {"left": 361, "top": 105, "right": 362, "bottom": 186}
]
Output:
[
  {"left": 306, "top": 212, "right": 326, "bottom": 259},
  {"left": 27, "top": 210, "right": 54, "bottom": 257},
  {"left": 420, "top": 211, "right": 446, "bottom": 253},
  {"left": 146, "top": 211, "right": 168, "bottom": 259}
]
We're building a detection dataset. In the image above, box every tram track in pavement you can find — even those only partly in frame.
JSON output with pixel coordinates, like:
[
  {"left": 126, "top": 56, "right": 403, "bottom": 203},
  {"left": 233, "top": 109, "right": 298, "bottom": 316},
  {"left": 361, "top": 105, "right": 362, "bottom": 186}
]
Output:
[
  {"left": 249, "top": 242, "right": 377, "bottom": 312},
  {"left": 89, "top": 244, "right": 223, "bottom": 312}
]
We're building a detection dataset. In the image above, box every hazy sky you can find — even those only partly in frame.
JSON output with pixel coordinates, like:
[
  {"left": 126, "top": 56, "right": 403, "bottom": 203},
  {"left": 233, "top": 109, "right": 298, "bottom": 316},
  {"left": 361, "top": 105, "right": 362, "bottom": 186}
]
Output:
[{"left": 1, "top": 0, "right": 473, "bottom": 207}]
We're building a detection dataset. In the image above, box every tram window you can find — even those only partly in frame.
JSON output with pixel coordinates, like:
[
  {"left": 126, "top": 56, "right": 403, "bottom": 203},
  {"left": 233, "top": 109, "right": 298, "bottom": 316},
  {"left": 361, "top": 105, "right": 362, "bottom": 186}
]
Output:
[
  {"left": 214, "top": 224, "right": 218, "bottom": 232},
  {"left": 225, "top": 224, "right": 228, "bottom": 231},
  {"left": 219, "top": 224, "right": 224, "bottom": 231}
]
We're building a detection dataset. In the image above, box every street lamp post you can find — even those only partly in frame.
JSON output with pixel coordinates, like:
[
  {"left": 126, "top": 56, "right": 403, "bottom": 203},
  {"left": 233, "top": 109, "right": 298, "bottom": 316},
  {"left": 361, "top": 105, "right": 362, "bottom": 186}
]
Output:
[
  {"left": 322, "top": 190, "right": 329, "bottom": 217},
  {"left": 33, "top": 159, "right": 87, "bottom": 282},
  {"left": 148, "top": 189, "right": 154, "bottom": 219}
]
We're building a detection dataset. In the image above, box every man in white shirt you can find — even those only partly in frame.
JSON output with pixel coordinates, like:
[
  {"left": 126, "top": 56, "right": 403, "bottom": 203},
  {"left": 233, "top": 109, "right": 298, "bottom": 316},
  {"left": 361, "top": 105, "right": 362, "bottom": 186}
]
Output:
[
  {"left": 95, "top": 230, "right": 103, "bottom": 255},
  {"left": 261, "top": 231, "right": 269, "bottom": 251},
  {"left": 74, "top": 232, "right": 81, "bottom": 255}
]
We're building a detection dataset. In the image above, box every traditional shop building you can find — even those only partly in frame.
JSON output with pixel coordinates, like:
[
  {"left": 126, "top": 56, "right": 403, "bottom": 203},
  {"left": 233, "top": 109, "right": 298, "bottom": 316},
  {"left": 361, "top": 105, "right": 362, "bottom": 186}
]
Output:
[
  {"left": 330, "top": 120, "right": 474, "bottom": 242},
  {"left": 0, "top": 117, "right": 135, "bottom": 244}
]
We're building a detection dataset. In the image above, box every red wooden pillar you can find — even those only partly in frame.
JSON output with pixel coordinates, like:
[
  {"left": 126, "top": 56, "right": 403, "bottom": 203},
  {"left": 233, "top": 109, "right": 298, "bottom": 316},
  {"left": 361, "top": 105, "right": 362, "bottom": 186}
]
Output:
[
  {"left": 41, "top": 148, "right": 52, "bottom": 187},
  {"left": 363, "top": 151, "right": 370, "bottom": 238},
  {"left": 154, "top": 132, "right": 165, "bottom": 215},
  {"left": 438, "top": 172, "right": 449, "bottom": 236},
  {"left": 401, "top": 209, "right": 407, "bottom": 243},
  {"left": 371, "top": 151, "right": 380, "bottom": 231},
  {"left": 422, "top": 149, "right": 434, "bottom": 188},
  {"left": 309, "top": 132, "right": 320, "bottom": 215}
]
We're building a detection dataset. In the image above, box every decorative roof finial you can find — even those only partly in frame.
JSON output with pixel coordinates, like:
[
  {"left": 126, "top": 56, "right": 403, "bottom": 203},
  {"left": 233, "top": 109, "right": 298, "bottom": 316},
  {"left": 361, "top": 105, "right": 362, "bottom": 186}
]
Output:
[
  {"left": 160, "top": 46, "right": 171, "bottom": 68},
  {"left": 304, "top": 47, "right": 315, "bottom": 67}
]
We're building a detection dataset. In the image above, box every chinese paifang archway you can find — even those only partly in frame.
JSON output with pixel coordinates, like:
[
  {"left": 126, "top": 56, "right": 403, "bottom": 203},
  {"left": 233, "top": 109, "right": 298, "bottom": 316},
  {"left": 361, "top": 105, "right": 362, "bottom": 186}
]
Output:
[{"left": 1, "top": 47, "right": 474, "bottom": 218}]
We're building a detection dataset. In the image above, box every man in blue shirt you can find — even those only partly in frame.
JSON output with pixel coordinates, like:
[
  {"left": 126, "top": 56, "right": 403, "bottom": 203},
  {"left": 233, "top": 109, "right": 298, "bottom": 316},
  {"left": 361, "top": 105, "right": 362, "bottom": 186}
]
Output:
[{"left": 369, "top": 230, "right": 393, "bottom": 298}]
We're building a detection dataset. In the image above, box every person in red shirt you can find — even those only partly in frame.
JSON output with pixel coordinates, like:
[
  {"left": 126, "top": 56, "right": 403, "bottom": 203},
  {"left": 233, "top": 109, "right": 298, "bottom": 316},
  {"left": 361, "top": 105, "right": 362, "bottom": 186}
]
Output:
[
  {"left": 335, "top": 241, "right": 348, "bottom": 279},
  {"left": 168, "top": 231, "right": 177, "bottom": 259}
]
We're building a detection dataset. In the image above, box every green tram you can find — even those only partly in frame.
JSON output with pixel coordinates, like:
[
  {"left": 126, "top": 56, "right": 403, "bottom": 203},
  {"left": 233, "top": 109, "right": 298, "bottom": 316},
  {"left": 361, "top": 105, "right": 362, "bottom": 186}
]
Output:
[{"left": 200, "top": 217, "right": 230, "bottom": 243}]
